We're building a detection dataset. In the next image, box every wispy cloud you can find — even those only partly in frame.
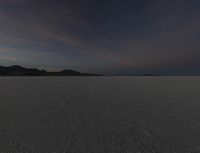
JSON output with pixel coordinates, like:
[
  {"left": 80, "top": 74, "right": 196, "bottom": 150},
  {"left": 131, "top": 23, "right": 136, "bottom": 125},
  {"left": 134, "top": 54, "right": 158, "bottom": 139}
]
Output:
[{"left": 0, "top": 56, "right": 17, "bottom": 61}]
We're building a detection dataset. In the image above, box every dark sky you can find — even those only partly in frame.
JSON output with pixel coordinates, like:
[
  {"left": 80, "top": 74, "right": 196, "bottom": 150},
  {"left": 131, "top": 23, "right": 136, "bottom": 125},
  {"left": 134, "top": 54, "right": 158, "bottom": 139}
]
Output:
[{"left": 0, "top": 0, "right": 200, "bottom": 75}]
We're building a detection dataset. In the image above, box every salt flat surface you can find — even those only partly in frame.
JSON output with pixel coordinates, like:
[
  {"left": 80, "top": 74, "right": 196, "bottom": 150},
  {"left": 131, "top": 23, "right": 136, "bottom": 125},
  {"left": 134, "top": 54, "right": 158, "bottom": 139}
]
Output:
[{"left": 0, "top": 77, "right": 200, "bottom": 153}]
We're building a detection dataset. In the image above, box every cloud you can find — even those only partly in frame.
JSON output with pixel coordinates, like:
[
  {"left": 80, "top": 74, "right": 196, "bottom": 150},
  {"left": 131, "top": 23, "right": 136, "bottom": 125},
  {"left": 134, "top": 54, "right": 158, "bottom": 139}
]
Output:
[{"left": 0, "top": 56, "right": 17, "bottom": 61}]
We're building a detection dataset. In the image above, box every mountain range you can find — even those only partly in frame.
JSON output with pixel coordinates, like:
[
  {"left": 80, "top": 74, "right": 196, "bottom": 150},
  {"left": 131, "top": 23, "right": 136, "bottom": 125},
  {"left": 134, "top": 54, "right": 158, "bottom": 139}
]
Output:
[{"left": 0, "top": 65, "right": 100, "bottom": 76}]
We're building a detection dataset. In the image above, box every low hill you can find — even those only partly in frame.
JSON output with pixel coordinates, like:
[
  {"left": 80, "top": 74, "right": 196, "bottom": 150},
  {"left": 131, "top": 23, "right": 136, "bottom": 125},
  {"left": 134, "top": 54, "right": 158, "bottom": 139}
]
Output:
[{"left": 0, "top": 65, "right": 101, "bottom": 76}]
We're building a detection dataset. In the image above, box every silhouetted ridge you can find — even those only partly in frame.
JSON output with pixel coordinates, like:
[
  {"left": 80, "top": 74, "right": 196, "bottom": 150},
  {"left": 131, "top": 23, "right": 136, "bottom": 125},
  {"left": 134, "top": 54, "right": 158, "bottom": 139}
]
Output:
[
  {"left": 61, "top": 70, "right": 80, "bottom": 75},
  {"left": 0, "top": 65, "right": 100, "bottom": 76},
  {"left": 7, "top": 65, "right": 27, "bottom": 71},
  {"left": 138, "top": 74, "right": 159, "bottom": 76}
]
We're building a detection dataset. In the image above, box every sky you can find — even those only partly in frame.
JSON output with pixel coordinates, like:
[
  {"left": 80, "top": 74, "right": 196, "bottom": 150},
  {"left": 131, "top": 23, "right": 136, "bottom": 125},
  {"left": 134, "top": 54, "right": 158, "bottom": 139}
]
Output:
[{"left": 0, "top": 0, "right": 200, "bottom": 75}]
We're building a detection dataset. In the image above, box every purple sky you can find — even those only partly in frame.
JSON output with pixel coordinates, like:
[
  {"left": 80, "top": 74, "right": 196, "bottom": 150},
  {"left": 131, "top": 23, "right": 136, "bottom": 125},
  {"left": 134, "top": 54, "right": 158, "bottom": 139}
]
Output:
[{"left": 0, "top": 0, "right": 200, "bottom": 75}]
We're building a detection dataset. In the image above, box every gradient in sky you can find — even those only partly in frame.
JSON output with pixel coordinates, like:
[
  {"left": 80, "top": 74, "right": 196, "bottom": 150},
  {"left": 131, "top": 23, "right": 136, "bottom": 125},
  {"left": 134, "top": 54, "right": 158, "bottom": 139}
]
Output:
[{"left": 0, "top": 0, "right": 200, "bottom": 75}]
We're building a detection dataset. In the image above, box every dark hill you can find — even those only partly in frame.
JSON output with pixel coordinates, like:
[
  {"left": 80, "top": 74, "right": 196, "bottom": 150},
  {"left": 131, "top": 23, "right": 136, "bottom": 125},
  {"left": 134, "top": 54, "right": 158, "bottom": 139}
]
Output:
[
  {"left": 138, "top": 74, "right": 159, "bottom": 76},
  {"left": 0, "top": 65, "right": 100, "bottom": 76}
]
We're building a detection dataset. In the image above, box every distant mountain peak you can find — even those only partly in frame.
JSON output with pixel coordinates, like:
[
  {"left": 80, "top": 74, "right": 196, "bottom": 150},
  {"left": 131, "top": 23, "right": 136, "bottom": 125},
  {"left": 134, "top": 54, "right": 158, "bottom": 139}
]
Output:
[{"left": 8, "top": 65, "right": 23, "bottom": 68}]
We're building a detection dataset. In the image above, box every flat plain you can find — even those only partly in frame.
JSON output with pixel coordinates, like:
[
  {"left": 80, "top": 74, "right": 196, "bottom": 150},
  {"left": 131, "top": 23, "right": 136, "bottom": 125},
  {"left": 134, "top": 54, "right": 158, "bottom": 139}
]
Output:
[{"left": 0, "top": 77, "right": 200, "bottom": 153}]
